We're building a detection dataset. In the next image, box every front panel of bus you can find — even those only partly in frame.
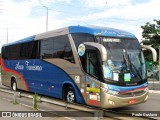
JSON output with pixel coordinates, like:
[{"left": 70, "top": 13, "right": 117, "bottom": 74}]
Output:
[
  {"left": 71, "top": 33, "right": 148, "bottom": 108},
  {"left": 97, "top": 36, "right": 148, "bottom": 108}
]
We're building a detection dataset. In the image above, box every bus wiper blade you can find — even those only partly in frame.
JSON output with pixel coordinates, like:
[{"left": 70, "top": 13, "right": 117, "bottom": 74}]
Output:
[
  {"left": 127, "top": 54, "right": 143, "bottom": 81},
  {"left": 122, "top": 49, "right": 129, "bottom": 71}
]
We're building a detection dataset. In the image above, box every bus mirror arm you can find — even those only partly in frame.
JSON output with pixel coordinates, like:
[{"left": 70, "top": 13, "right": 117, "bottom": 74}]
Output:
[
  {"left": 83, "top": 42, "right": 107, "bottom": 62},
  {"left": 141, "top": 45, "right": 157, "bottom": 62}
]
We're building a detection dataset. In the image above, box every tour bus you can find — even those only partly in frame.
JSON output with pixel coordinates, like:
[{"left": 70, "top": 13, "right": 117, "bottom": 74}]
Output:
[{"left": 0, "top": 26, "right": 153, "bottom": 108}]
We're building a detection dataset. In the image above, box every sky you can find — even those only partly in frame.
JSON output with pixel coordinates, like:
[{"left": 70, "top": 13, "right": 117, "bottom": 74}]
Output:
[{"left": 0, "top": 0, "right": 160, "bottom": 49}]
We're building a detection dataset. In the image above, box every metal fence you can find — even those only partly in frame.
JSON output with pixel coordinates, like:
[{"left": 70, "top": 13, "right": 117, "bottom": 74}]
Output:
[{"left": 147, "top": 64, "right": 160, "bottom": 90}]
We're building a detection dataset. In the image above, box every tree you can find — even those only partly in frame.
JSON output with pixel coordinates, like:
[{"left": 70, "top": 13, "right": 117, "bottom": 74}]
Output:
[{"left": 141, "top": 19, "right": 160, "bottom": 64}]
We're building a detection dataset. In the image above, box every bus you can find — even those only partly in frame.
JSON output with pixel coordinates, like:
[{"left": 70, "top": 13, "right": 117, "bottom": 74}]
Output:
[{"left": 0, "top": 26, "right": 150, "bottom": 108}]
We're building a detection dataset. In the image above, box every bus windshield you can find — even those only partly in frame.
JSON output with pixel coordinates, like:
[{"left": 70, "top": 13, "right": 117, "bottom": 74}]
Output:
[{"left": 96, "top": 37, "right": 146, "bottom": 85}]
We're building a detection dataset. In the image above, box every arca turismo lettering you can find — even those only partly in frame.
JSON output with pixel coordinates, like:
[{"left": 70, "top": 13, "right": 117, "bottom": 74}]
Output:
[
  {"left": 15, "top": 61, "right": 42, "bottom": 71},
  {"left": 15, "top": 62, "right": 24, "bottom": 70},
  {"left": 25, "top": 61, "right": 42, "bottom": 71}
]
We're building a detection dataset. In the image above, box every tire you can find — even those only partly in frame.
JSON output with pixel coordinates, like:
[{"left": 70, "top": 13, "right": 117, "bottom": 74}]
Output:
[
  {"left": 65, "top": 86, "right": 76, "bottom": 103},
  {"left": 12, "top": 79, "right": 17, "bottom": 91}
]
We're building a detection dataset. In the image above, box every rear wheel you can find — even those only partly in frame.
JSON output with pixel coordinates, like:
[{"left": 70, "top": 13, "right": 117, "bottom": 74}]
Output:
[
  {"left": 65, "top": 86, "right": 76, "bottom": 103},
  {"left": 12, "top": 79, "right": 17, "bottom": 91}
]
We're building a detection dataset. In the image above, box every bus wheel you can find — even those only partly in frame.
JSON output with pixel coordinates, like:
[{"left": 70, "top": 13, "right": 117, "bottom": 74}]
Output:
[
  {"left": 66, "top": 86, "right": 75, "bottom": 103},
  {"left": 12, "top": 79, "right": 17, "bottom": 91}
]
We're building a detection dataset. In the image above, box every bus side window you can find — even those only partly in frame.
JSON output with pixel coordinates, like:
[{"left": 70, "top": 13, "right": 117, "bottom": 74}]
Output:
[
  {"left": 40, "top": 35, "right": 75, "bottom": 63},
  {"left": 80, "top": 50, "right": 100, "bottom": 79},
  {"left": 53, "top": 35, "right": 75, "bottom": 63},
  {"left": 28, "top": 41, "right": 39, "bottom": 59},
  {"left": 2, "top": 47, "right": 7, "bottom": 59},
  {"left": 20, "top": 41, "right": 39, "bottom": 59},
  {"left": 86, "top": 51, "right": 100, "bottom": 79},
  {"left": 9, "top": 44, "right": 21, "bottom": 60},
  {"left": 71, "top": 33, "right": 95, "bottom": 48}
]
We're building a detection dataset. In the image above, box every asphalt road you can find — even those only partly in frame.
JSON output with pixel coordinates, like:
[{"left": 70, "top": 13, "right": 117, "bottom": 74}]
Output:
[{"left": 112, "top": 93, "right": 160, "bottom": 120}]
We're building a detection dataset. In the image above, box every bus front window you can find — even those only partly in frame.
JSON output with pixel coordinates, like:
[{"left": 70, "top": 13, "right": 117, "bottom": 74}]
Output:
[{"left": 96, "top": 37, "right": 146, "bottom": 86}]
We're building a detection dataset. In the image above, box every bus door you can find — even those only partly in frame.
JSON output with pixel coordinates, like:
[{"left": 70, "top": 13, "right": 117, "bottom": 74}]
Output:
[{"left": 79, "top": 44, "right": 101, "bottom": 107}]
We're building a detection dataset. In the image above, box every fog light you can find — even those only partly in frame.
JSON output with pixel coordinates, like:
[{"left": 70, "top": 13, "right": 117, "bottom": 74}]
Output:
[
  {"left": 144, "top": 95, "right": 148, "bottom": 101},
  {"left": 108, "top": 99, "right": 115, "bottom": 105}
]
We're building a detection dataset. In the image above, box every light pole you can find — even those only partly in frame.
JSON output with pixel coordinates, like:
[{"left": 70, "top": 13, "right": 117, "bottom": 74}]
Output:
[
  {"left": 0, "top": 28, "right": 8, "bottom": 43},
  {"left": 5, "top": 28, "right": 8, "bottom": 43},
  {"left": 43, "top": 6, "right": 48, "bottom": 32},
  {"left": 158, "top": 33, "right": 160, "bottom": 83}
]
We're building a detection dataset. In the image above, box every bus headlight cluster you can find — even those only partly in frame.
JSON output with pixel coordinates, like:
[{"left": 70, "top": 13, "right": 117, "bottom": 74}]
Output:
[
  {"left": 108, "top": 90, "right": 119, "bottom": 96},
  {"left": 144, "top": 87, "right": 149, "bottom": 92},
  {"left": 101, "top": 87, "right": 108, "bottom": 93},
  {"left": 108, "top": 99, "right": 115, "bottom": 105},
  {"left": 101, "top": 84, "right": 108, "bottom": 93}
]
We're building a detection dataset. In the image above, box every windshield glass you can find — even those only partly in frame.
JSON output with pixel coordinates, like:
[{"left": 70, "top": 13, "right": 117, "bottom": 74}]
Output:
[{"left": 96, "top": 37, "right": 146, "bottom": 85}]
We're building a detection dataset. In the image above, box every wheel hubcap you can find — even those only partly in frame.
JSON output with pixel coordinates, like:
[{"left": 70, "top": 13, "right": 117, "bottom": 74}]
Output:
[
  {"left": 13, "top": 82, "right": 16, "bottom": 91},
  {"left": 67, "top": 91, "right": 75, "bottom": 102}
]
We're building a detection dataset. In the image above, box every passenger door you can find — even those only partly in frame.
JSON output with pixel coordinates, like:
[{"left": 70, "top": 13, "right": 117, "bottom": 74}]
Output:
[{"left": 79, "top": 47, "right": 102, "bottom": 107}]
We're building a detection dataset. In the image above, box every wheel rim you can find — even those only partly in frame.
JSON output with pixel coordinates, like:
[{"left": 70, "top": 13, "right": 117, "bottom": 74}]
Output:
[
  {"left": 13, "top": 82, "right": 16, "bottom": 91},
  {"left": 67, "top": 91, "right": 75, "bottom": 102}
]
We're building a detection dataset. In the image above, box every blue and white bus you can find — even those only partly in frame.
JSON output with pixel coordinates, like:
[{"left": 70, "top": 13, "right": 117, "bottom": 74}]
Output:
[{"left": 1, "top": 26, "right": 149, "bottom": 108}]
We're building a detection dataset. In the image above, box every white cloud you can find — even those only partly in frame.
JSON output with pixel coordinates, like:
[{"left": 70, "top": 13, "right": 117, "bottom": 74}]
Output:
[
  {"left": 82, "top": 0, "right": 107, "bottom": 8},
  {"left": 82, "top": 0, "right": 130, "bottom": 8},
  {"left": 0, "top": 0, "right": 66, "bottom": 48},
  {"left": 65, "top": 0, "right": 160, "bottom": 40},
  {"left": 39, "top": 0, "right": 71, "bottom": 6},
  {"left": 80, "top": 0, "right": 160, "bottom": 21}
]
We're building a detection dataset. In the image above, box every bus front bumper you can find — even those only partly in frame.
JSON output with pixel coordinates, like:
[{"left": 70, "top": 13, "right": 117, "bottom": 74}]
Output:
[{"left": 101, "top": 91, "right": 148, "bottom": 109}]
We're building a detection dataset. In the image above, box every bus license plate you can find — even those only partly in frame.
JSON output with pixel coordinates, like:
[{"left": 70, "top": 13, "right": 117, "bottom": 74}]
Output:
[{"left": 128, "top": 99, "right": 136, "bottom": 104}]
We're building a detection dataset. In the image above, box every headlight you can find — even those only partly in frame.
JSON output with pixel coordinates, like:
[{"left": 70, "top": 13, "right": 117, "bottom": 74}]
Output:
[
  {"left": 101, "top": 83, "right": 109, "bottom": 93},
  {"left": 101, "top": 87, "right": 108, "bottom": 93}
]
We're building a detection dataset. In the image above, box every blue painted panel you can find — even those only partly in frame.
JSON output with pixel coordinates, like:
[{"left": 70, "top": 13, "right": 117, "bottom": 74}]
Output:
[
  {"left": 108, "top": 82, "right": 148, "bottom": 92},
  {"left": 4, "top": 59, "right": 85, "bottom": 104}
]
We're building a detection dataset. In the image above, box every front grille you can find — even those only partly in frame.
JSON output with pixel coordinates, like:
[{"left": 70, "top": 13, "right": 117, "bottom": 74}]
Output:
[{"left": 117, "top": 90, "right": 146, "bottom": 97}]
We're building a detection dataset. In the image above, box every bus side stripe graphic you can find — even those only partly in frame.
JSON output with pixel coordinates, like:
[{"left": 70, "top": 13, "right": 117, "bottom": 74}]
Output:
[{"left": 1, "top": 59, "right": 29, "bottom": 91}]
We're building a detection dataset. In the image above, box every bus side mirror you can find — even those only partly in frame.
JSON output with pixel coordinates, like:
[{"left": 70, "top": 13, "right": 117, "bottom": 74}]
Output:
[
  {"left": 141, "top": 45, "right": 157, "bottom": 62},
  {"left": 83, "top": 42, "right": 107, "bottom": 62}
]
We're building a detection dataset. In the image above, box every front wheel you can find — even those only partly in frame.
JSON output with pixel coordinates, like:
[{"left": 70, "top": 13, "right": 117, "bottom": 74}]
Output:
[
  {"left": 65, "top": 86, "right": 76, "bottom": 103},
  {"left": 12, "top": 79, "right": 17, "bottom": 91}
]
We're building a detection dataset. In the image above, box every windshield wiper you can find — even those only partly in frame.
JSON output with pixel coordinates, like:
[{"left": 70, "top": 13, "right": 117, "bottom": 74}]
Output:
[
  {"left": 122, "top": 49, "right": 130, "bottom": 72},
  {"left": 127, "top": 54, "right": 143, "bottom": 81},
  {"left": 122, "top": 49, "right": 143, "bottom": 81}
]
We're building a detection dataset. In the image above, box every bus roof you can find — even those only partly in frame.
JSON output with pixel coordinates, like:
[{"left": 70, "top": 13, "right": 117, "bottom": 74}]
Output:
[
  {"left": 3, "top": 25, "right": 136, "bottom": 47},
  {"left": 68, "top": 26, "right": 136, "bottom": 38},
  {"left": 3, "top": 35, "right": 35, "bottom": 47}
]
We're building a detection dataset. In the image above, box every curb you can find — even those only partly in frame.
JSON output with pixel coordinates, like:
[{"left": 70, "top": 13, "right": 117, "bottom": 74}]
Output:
[{"left": 149, "top": 90, "right": 160, "bottom": 94}]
